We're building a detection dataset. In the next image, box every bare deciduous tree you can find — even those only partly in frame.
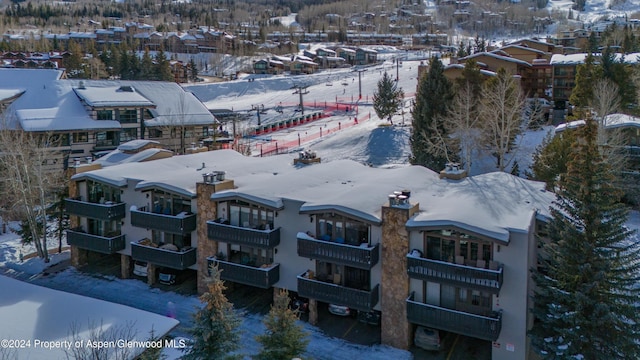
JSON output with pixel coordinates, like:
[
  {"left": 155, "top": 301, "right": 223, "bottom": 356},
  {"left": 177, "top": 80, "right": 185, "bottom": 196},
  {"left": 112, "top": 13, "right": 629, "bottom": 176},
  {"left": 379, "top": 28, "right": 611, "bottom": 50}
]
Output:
[
  {"left": 478, "top": 69, "right": 526, "bottom": 172},
  {"left": 0, "top": 119, "right": 66, "bottom": 263},
  {"left": 444, "top": 82, "right": 481, "bottom": 173},
  {"left": 64, "top": 319, "right": 139, "bottom": 360}
]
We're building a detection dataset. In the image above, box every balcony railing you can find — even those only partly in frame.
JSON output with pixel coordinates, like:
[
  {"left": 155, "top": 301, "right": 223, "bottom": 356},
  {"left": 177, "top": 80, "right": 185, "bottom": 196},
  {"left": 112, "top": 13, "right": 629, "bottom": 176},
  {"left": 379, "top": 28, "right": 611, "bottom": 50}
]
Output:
[
  {"left": 207, "top": 221, "right": 280, "bottom": 249},
  {"left": 297, "top": 272, "right": 379, "bottom": 312},
  {"left": 64, "top": 198, "right": 126, "bottom": 220},
  {"left": 131, "top": 241, "right": 196, "bottom": 270},
  {"left": 297, "top": 234, "right": 379, "bottom": 270},
  {"left": 406, "top": 292, "right": 502, "bottom": 341},
  {"left": 207, "top": 257, "right": 280, "bottom": 289},
  {"left": 130, "top": 206, "right": 197, "bottom": 235},
  {"left": 407, "top": 256, "right": 503, "bottom": 293},
  {"left": 66, "top": 228, "right": 125, "bottom": 254}
]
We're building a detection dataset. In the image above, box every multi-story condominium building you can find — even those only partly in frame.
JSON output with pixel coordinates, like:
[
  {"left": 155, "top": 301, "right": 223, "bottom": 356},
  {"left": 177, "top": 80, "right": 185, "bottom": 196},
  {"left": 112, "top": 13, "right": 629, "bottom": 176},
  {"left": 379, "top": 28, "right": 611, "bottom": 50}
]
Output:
[
  {"left": 0, "top": 68, "right": 218, "bottom": 169},
  {"left": 66, "top": 149, "right": 554, "bottom": 360}
]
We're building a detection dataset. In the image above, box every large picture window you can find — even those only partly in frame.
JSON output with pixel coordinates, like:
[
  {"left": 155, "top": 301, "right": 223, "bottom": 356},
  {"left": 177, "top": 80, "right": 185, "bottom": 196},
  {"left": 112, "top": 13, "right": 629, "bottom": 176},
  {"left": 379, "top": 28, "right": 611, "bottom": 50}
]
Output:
[
  {"left": 316, "top": 213, "right": 370, "bottom": 246},
  {"left": 97, "top": 110, "right": 113, "bottom": 120},
  {"left": 424, "top": 229, "right": 493, "bottom": 267},
  {"left": 227, "top": 200, "right": 274, "bottom": 230},
  {"left": 118, "top": 109, "right": 138, "bottom": 123}
]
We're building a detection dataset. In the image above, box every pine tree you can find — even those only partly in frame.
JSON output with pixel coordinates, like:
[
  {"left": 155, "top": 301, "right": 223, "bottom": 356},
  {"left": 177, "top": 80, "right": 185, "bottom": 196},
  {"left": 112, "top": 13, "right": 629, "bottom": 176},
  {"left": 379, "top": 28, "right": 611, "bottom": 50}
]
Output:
[
  {"left": 410, "top": 56, "right": 454, "bottom": 171},
  {"left": 182, "top": 264, "right": 242, "bottom": 360},
  {"left": 255, "top": 289, "right": 309, "bottom": 360},
  {"left": 155, "top": 48, "right": 174, "bottom": 82},
  {"left": 529, "top": 128, "right": 577, "bottom": 191},
  {"left": 373, "top": 71, "right": 404, "bottom": 124},
  {"left": 569, "top": 54, "right": 602, "bottom": 110},
  {"left": 530, "top": 119, "right": 640, "bottom": 359},
  {"left": 189, "top": 58, "right": 198, "bottom": 82}
]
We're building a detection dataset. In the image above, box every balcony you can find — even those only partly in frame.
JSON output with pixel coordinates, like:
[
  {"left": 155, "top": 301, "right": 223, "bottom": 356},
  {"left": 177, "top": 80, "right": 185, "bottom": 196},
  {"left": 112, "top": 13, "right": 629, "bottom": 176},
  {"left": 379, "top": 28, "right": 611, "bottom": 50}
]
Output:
[
  {"left": 131, "top": 239, "right": 196, "bottom": 270},
  {"left": 407, "top": 293, "right": 502, "bottom": 341},
  {"left": 64, "top": 198, "right": 126, "bottom": 220},
  {"left": 207, "top": 221, "right": 280, "bottom": 249},
  {"left": 66, "top": 228, "right": 125, "bottom": 254},
  {"left": 407, "top": 256, "right": 503, "bottom": 294},
  {"left": 297, "top": 233, "right": 379, "bottom": 270},
  {"left": 131, "top": 206, "right": 197, "bottom": 235},
  {"left": 207, "top": 257, "right": 280, "bottom": 289},
  {"left": 297, "top": 272, "right": 379, "bottom": 312}
]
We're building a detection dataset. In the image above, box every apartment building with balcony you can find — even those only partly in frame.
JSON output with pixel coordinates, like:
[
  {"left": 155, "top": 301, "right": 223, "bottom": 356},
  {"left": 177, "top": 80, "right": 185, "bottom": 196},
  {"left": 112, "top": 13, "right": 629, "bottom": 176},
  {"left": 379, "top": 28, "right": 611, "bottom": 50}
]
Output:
[{"left": 65, "top": 149, "right": 554, "bottom": 360}]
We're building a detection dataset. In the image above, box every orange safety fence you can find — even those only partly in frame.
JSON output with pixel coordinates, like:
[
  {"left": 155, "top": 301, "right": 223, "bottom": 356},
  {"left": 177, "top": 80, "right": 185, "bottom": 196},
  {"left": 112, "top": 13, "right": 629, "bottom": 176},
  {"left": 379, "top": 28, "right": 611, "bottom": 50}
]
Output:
[{"left": 256, "top": 112, "right": 373, "bottom": 156}]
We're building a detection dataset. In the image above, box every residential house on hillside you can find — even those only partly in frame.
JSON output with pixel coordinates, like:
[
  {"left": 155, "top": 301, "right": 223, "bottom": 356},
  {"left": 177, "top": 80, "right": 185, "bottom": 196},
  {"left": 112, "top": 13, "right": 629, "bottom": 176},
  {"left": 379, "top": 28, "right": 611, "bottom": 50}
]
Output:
[
  {"left": 65, "top": 149, "right": 554, "bottom": 360},
  {"left": 0, "top": 68, "right": 218, "bottom": 170}
]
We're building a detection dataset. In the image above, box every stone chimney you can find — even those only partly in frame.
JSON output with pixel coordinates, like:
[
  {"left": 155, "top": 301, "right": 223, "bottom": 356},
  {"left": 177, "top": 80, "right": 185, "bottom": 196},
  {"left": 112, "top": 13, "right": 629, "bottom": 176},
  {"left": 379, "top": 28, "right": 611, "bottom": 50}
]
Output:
[
  {"left": 196, "top": 171, "right": 235, "bottom": 294},
  {"left": 381, "top": 190, "right": 419, "bottom": 350}
]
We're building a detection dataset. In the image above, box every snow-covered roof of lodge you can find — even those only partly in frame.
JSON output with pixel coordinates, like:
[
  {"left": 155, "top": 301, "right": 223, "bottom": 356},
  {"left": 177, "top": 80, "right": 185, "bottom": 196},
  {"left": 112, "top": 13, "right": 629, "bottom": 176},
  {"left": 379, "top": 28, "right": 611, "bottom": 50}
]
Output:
[
  {"left": 494, "top": 44, "right": 549, "bottom": 56},
  {"left": 0, "top": 275, "right": 179, "bottom": 360},
  {"left": 72, "top": 150, "right": 554, "bottom": 242},
  {"left": 551, "top": 53, "right": 640, "bottom": 65},
  {"left": 459, "top": 52, "right": 532, "bottom": 67},
  {"left": 73, "top": 85, "right": 156, "bottom": 107},
  {"left": 444, "top": 64, "right": 497, "bottom": 77},
  {"left": 0, "top": 69, "right": 217, "bottom": 131},
  {"left": 555, "top": 113, "right": 640, "bottom": 133}
]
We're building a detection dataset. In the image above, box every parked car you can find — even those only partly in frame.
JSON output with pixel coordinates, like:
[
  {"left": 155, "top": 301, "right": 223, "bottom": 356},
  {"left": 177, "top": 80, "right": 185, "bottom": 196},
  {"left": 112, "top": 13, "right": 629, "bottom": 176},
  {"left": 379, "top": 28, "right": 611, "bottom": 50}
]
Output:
[
  {"left": 159, "top": 268, "right": 179, "bottom": 285},
  {"left": 414, "top": 326, "right": 441, "bottom": 351},
  {"left": 133, "top": 261, "right": 148, "bottom": 277},
  {"left": 328, "top": 304, "right": 352, "bottom": 317}
]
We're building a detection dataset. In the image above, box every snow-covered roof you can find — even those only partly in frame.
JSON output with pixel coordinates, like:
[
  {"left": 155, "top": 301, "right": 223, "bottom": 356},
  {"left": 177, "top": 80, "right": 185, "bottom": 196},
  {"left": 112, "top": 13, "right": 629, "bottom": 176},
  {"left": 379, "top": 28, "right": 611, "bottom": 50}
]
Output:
[
  {"left": 495, "top": 44, "right": 548, "bottom": 56},
  {"left": 444, "top": 64, "right": 497, "bottom": 76},
  {"left": 73, "top": 86, "right": 156, "bottom": 108},
  {"left": 459, "top": 52, "right": 532, "bottom": 67},
  {"left": 0, "top": 69, "right": 217, "bottom": 131},
  {"left": 0, "top": 89, "right": 25, "bottom": 102},
  {"left": 550, "top": 53, "right": 589, "bottom": 65},
  {"left": 0, "top": 275, "right": 178, "bottom": 360},
  {"left": 95, "top": 148, "right": 173, "bottom": 167},
  {"left": 555, "top": 113, "right": 640, "bottom": 133},
  {"left": 73, "top": 150, "right": 554, "bottom": 241}
]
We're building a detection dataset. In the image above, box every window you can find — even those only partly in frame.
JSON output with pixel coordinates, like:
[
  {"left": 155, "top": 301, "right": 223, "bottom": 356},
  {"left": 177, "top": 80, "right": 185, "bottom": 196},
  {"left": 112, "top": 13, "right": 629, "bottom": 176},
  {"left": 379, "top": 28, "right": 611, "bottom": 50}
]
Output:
[
  {"left": 227, "top": 200, "right": 274, "bottom": 230},
  {"left": 73, "top": 132, "right": 88, "bottom": 143},
  {"left": 87, "top": 180, "right": 121, "bottom": 204},
  {"left": 148, "top": 129, "right": 163, "bottom": 138},
  {"left": 151, "top": 190, "right": 191, "bottom": 216},
  {"left": 424, "top": 230, "right": 493, "bottom": 265},
  {"left": 119, "top": 128, "right": 138, "bottom": 142},
  {"left": 316, "top": 213, "right": 370, "bottom": 245},
  {"left": 97, "top": 110, "right": 113, "bottom": 120},
  {"left": 95, "top": 131, "right": 118, "bottom": 147},
  {"left": 118, "top": 109, "right": 138, "bottom": 124}
]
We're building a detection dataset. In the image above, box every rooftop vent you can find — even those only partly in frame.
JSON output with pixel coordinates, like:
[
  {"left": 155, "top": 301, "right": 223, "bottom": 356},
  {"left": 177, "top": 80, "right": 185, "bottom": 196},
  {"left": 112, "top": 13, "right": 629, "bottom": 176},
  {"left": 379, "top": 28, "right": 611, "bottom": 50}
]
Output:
[
  {"left": 78, "top": 81, "right": 85, "bottom": 89},
  {"left": 118, "top": 85, "right": 135, "bottom": 92},
  {"left": 202, "top": 171, "right": 226, "bottom": 184},
  {"left": 439, "top": 162, "right": 467, "bottom": 180},
  {"left": 388, "top": 189, "right": 411, "bottom": 207}
]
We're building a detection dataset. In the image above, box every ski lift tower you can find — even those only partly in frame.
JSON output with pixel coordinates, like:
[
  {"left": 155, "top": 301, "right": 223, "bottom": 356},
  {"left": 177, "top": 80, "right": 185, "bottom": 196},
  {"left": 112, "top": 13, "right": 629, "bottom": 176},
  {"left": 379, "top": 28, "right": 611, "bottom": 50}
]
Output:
[{"left": 292, "top": 84, "right": 310, "bottom": 115}]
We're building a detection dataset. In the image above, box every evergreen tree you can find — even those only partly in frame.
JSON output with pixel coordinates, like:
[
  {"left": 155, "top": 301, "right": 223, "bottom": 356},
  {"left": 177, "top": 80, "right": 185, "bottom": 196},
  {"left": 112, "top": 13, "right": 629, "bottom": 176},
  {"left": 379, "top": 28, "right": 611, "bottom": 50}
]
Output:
[
  {"left": 569, "top": 54, "right": 602, "bottom": 109},
  {"left": 155, "top": 48, "right": 174, "bottom": 82},
  {"left": 64, "top": 40, "right": 85, "bottom": 78},
  {"left": 183, "top": 264, "right": 242, "bottom": 360},
  {"left": 140, "top": 49, "right": 154, "bottom": 80},
  {"left": 373, "top": 71, "right": 404, "bottom": 124},
  {"left": 529, "top": 128, "right": 576, "bottom": 191},
  {"left": 189, "top": 58, "right": 198, "bottom": 82},
  {"left": 410, "top": 57, "right": 454, "bottom": 171},
  {"left": 255, "top": 289, "right": 309, "bottom": 360},
  {"left": 530, "top": 119, "right": 640, "bottom": 359}
]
